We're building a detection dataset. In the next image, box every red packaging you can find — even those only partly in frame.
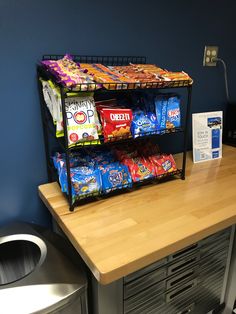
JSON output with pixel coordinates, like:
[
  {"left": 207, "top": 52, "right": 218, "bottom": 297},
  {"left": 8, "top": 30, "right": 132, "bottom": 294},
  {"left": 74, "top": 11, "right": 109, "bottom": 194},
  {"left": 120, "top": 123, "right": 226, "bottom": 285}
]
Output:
[
  {"left": 150, "top": 154, "right": 177, "bottom": 176},
  {"left": 99, "top": 108, "right": 133, "bottom": 142},
  {"left": 123, "top": 157, "right": 156, "bottom": 182}
]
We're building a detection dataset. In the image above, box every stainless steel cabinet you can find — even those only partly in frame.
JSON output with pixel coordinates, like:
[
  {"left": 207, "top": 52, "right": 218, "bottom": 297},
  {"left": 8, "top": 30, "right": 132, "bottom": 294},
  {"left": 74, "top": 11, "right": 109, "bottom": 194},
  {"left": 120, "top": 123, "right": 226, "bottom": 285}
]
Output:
[{"left": 92, "top": 226, "right": 234, "bottom": 314}]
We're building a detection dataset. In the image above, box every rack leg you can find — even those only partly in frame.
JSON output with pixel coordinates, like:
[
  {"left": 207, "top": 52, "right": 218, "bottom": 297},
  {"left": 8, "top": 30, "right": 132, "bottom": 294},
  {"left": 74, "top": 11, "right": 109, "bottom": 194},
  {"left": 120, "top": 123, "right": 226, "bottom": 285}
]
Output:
[
  {"left": 181, "top": 85, "right": 192, "bottom": 180},
  {"left": 37, "top": 72, "right": 53, "bottom": 182}
]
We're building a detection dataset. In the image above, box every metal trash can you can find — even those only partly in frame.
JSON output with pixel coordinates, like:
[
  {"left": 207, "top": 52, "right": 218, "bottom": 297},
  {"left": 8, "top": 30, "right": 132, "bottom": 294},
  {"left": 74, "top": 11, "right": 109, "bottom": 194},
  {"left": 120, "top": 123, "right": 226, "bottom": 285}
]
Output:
[{"left": 0, "top": 222, "right": 88, "bottom": 314}]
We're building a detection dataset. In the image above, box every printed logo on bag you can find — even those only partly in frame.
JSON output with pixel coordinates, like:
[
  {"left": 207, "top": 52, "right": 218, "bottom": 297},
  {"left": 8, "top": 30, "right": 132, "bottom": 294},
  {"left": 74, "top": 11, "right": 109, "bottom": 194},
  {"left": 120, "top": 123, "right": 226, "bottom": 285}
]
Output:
[
  {"left": 109, "top": 171, "right": 123, "bottom": 186},
  {"left": 74, "top": 111, "right": 87, "bottom": 123},
  {"left": 110, "top": 113, "right": 130, "bottom": 121},
  {"left": 162, "top": 160, "right": 172, "bottom": 171},
  {"left": 168, "top": 109, "right": 180, "bottom": 119},
  {"left": 69, "top": 133, "right": 79, "bottom": 142}
]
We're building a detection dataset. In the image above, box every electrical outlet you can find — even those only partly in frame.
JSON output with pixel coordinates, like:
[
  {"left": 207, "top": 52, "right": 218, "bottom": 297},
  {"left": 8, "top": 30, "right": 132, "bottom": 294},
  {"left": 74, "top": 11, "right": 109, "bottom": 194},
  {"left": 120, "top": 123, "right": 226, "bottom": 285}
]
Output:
[{"left": 203, "top": 46, "right": 219, "bottom": 66}]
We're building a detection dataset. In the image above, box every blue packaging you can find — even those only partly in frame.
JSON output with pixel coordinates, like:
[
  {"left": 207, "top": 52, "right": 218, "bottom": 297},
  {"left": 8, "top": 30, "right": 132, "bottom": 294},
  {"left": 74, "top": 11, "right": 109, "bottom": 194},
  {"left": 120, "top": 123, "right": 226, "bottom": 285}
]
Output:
[
  {"left": 131, "top": 110, "right": 156, "bottom": 138},
  {"left": 59, "top": 166, "right": 102, "bottom": 202},
  {"left": 166, "top": 96, "right": 181, "bottom": 128},
  {"left": 99, "top": 162, "right": 132, "bottom": 193},
  {"left": 155, "top": 94, "right": 181, "bottom": 131},
  {"left": 155, "top": 95, "right": 168, "bottom": 132}
]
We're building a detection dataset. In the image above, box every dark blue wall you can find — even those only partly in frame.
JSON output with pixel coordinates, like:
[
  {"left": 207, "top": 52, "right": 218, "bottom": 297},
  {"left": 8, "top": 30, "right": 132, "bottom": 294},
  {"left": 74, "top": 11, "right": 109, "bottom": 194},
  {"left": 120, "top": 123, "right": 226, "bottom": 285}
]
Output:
[{"left": 0, "top": 0, "right": 235, "bottom": 226}]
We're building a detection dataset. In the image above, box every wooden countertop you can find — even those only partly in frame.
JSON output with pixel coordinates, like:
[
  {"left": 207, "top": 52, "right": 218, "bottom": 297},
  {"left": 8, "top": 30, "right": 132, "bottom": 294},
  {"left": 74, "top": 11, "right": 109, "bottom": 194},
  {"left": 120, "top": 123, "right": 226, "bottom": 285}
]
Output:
[{"left": 39, "top": 145, "right": 236, "bottom": 284}]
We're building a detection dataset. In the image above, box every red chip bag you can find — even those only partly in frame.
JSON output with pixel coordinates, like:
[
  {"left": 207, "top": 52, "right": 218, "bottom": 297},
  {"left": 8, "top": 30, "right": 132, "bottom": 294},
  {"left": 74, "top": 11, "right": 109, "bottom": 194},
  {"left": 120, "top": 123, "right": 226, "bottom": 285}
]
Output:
[
  {"left": 99, "top": 108, "right": 133, "bottom": 142},
  {"left": 150, "top": 154, "right": 177, "bottom": 176},
  {"left": 124, "top": 157, "right": 155, "bottom": 182}
]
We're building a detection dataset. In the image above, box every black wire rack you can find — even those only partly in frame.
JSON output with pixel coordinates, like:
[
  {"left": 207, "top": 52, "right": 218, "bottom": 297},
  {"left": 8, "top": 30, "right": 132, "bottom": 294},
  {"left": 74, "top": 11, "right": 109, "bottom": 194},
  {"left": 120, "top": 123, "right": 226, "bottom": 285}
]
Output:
[
  {"left": 37, "top": 55, "right": 193, "bottom": 211},
  {"left": 38, "top": 55, "right": 193, "bottom": 92}
]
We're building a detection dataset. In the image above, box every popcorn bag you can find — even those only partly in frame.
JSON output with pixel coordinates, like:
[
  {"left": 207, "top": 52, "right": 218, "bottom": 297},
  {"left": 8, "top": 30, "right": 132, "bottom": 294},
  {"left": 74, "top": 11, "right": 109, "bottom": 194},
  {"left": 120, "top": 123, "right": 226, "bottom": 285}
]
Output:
[{"left": 65, "top": 96, "right": 100, "bottom": 146}]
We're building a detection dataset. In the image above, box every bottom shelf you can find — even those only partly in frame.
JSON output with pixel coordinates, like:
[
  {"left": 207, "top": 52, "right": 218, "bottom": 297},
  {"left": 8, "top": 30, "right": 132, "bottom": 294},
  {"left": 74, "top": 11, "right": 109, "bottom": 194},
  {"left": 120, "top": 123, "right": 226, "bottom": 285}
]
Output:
[{"left": 63, "top": 169, "right": 183, "bottom": 211}]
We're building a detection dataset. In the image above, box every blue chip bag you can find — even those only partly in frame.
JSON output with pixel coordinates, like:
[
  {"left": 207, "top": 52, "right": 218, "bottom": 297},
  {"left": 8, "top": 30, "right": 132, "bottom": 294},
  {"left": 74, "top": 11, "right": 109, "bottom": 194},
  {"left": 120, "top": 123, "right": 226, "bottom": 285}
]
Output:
[
  {"left": 99, "top": 162, "right": 132, "bottom": 194},
  {"left": 59, "top": 166, "right": 102, "bottom": 202},
  {"left": 166, "top": 95, "right": 181, "bottom": 129},
  {"left": 155, "top": 94, "right": 168, "bottom": 132},
  {"left": 71, "top": 167, "right": 102, "bottom": 201},
  {"left": 131, "top": 110, "right": 156, "bottom": 138}
]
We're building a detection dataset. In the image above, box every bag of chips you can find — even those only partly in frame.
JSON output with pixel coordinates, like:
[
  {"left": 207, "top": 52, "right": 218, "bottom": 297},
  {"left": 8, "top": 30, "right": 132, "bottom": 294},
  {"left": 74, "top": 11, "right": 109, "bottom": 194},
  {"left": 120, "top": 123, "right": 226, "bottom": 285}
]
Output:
[
  {"left": 149, "top": 154, "right": 177, "bottom": 176},
  {"left": 123, "top": 157, "right": 156, "bottom": 182},
  {"left": 99, "top": 162, "right": 132, "bottom": 193}
]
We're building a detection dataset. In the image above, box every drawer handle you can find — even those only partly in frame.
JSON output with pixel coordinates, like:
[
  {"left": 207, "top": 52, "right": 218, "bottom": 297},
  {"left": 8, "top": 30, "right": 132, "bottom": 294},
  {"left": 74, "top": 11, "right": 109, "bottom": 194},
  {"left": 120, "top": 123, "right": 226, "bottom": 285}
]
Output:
[
  {"left": 167, "top": 269, "right": 195, "bottom": 288},
  {"left": 172, "top": 244, "right": 198, "bottom": 260},
  {"left": 166, "top": 279, "right": 198, "bottom": 303},
  {"left": 168, "top": 255, "right": 199, "bottom": 275}
]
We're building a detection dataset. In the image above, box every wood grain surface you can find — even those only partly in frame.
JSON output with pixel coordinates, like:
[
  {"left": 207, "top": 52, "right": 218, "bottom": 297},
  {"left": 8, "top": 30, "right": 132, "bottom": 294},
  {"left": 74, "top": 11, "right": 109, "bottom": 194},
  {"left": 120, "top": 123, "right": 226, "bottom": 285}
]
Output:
[{"left": 38, "top": 145, "right": 236, "bottom": 284}]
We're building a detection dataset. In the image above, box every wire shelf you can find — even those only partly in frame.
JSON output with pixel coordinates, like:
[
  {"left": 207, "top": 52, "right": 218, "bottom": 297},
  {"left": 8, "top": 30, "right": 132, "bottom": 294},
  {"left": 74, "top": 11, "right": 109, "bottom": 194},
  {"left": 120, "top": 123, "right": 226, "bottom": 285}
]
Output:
[
  {"left": 66, "top": 128, "right": 184, "bottom": 150},
  {"left": 42, "top": 55, "right": 147, "bottom": 66},
  {"left": 38, "top": 55, "right": 193, "bottom": 92},
  {"left": 62, "top": 168, "right": 182, "bottom": 210}
]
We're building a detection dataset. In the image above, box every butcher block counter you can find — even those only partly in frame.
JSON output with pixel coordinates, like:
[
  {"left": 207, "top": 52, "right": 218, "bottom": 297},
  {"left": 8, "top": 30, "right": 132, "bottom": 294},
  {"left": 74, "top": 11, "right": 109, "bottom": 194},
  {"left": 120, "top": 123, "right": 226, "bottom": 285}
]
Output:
[{"left": 38, "top": 145, "right": 236, "bottom": 285}]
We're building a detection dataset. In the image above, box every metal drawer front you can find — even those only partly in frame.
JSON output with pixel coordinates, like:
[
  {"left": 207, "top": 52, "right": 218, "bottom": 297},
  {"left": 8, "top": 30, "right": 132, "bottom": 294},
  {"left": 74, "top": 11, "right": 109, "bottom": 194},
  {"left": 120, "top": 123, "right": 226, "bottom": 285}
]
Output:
[
  {"left": 124, "top": 258, "right": 166, "bottom": 283},
  {"left": 152, "top": 290, "right": 197, "bottom": 314},
  {"left": 167, "top": 253, "right": 200, "bottom": 276},
  {"left": 124, "top": 281, "right": 165, "bottom": 313},
  {"left": 124, "top": 298, "right": 165, "bottom": 314},
  {"left": 124, "top": 266, "right": 166, "bottom": 299},
  {"left": 200, "top": 248, "right": 228, "bottom": 269},
  {"left": 200, "top": 227, "right": 230, "bottom": 246},
  {"left": 166, "top": 267, "right": 198, "bottom": 290},
  {"left": 168, "top": 243, "right": 199, "bottom": 262},
  {"left": 201, "top": 238, "right": 230, "bottom": 258},
  {"left": 166, "top": 278, "right": 198, "bottom": 303}
]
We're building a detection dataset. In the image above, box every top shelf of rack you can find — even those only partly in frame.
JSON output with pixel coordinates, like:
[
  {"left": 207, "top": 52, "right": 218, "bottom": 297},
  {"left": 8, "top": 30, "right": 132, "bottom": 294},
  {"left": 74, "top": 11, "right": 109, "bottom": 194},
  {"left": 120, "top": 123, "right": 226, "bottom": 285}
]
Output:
[{"left": 38, "top": 55, "right": 193, "bottom": 92}]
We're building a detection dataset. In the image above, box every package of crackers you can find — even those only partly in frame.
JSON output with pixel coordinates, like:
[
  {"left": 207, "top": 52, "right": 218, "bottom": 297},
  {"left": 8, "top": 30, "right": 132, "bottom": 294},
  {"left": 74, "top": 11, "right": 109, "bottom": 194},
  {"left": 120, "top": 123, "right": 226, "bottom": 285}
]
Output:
[{"left": 98, "top": 107, "right": 133, "bottom": 142}]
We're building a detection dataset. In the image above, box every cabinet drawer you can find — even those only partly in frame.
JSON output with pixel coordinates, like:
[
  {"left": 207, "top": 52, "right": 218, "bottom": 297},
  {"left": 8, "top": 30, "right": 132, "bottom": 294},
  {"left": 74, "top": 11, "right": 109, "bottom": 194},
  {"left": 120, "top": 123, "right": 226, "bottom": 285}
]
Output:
[
  {"left": 167, "top": 252, "right": 200, "bottom": 276},
  {"left": 168, "top": 243, "right": 199, "bottom": 262},
  {"left": 124, "top": 257, "right": 166, "bottom": 284},
  {"left": 166, "top": 278, "right": 198, "bottom": 303},
  {"left": 124, "top": 281, "right": 165, "bottom": 313},
  {"left": 124, "top": 266, "right": 166, "bottom": 299},
  {"left": 166, "top": 266, "right": 198, "bottom": 290},
  {"left": 200, "top": 227, "right": 231, "bottom": 246},
  {"left": 201, "top": 237, "right": 230, "bottom": 258}
]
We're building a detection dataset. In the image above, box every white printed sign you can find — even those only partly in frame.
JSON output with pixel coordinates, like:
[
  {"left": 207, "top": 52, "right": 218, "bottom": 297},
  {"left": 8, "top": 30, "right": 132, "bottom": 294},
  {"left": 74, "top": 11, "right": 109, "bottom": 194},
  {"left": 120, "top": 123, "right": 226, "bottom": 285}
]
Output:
[{"left": 192, "top": 111, "right": 222, "bottom": 163}]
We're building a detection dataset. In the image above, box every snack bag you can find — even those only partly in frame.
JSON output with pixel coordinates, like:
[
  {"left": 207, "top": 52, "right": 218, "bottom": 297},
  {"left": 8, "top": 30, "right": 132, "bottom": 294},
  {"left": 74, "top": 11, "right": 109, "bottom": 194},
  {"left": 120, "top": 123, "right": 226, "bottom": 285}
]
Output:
[
  {"left": 155, "top": 95, "right": 168, "bottom": 132},
  {"left": 124, "top": 157, "right": 156, "bottom": 182},
  {"left": 65, "top": 96, "right": 100, "bottom": 146},
  {"left": 166, "top": 95, "right": 181, "bottom": 129},
  {"left": 99, "top": 108, "right": 132, "bottom": 142},
  {"left": 150, "top": 154, "right": 177, "bottom": 176},
  {"left": 59, "top": 166, "right": 102, "bottom": 202},
  {"left": 99, "top": 162, "right": 132, "bottom": 193},
  {"left": 42, "top": 55, "right": 97, "bottom": 90},
  {"left": 131, "top": 110, "right": 156, "bottom": 138},
  {"left": 71, "top": 167, "right": 102, "bottom": 200}
]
